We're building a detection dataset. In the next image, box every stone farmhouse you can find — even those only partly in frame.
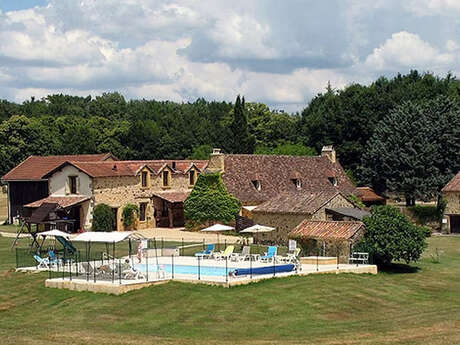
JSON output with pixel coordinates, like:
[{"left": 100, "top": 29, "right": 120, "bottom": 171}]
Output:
[
  {"left": 1, "top": 154, "right": 207, "bottom": 232},
  {"left": 206, "top": 146, "right": 363, "bottom": 242},
  {"left": 2, "top": 146, "right": 365, "bottom": 240},
  {"left": 442, "top": 172, "right": 460, "bottom": 233}
]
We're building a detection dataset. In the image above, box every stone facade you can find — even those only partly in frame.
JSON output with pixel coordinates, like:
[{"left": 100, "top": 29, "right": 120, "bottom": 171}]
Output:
[
  {"left": 442, "top": 191, "right": 460, "bottom": 233},
  {"left": 251, "top": 193, "right": 356, "bottom": 243},
  {"left": 92, "top": 166, "right": 199, "bottom": 230}
]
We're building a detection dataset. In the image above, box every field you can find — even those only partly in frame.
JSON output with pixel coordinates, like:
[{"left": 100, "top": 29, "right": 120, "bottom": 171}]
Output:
[{"left": 0, "top": 236, "right": 459, "bottom": 345}]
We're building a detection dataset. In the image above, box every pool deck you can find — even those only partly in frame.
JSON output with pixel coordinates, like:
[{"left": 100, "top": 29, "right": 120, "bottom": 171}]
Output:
[{"left": 40, "top": 255, "right": 378, "bottom": 294}]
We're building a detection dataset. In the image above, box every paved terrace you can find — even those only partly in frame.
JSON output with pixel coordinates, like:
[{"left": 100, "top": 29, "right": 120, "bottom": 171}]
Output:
[{"left": 39, "top": 255, "right": 377, "bottom": 294}]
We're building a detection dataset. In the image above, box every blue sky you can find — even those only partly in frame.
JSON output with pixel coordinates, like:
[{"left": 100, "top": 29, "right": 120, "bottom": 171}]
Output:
[
  {"left": 0, "top": 0, "right": 48, "bottom": 12},
  {"left": 0, "top": 0, "right": 459, "bottom": 112}
]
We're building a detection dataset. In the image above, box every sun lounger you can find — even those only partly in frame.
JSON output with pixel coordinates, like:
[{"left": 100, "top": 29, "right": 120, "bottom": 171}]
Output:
[
  {"left": 280, "top": 248, "right": 301, "bottom": 263},
  {"left": 33, "top": 255, "right": 50, "bottom": 269},
  {"left": 213, "top": 245, "right": 234, "bottom": 260},
  {"left": 230, "top": 246, "right": 251, "bottom": 262},
  {"left": 260, "top": 246, "right": 277, "bottom": 262},
  {"left": 195, "top": 244, "right": 215, "bottom": 259}
]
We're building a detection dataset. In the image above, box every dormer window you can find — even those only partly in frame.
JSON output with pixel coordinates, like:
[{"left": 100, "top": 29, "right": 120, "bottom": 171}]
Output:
[
  {"left": 292, "top": 178, "right": 302, "bottom": 189},
  {"left": 252, "top": 180, "right": 261, "bottom": 191},
  {"left": 162, "top": 170, "right": 170, "bottom": 187},
  {"left": 141, "top": 171, "right": 148, "bottom": 188},
  {"left": 189, "top": 170, "right": 196, "bottom": 186},
  {"left": 328, "top": 177, "right": 338, "bottom": 186}
]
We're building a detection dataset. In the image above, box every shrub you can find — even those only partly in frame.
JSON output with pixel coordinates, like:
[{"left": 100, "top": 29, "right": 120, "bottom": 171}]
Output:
[
  {"left": 359, "top": 205, "right": 427, "bottom": 265},
  {"left": 348, "top": 194, "right": 366, "bottom": 209},
  {"left": 408, "top": 205, "right": 440, "bottom": 225},
  {"left": 184, "top": 172, "right": 241, "bottom": 226},
  {"left": 122, "top": 203, "right": 139, "bottom": 228},
  {"left": 92, "top": 204, "right": 115, "bottom": 232}
]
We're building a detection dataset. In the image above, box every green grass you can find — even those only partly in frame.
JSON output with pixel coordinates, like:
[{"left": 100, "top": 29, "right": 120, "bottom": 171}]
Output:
[{"left": 0, "top": 236, "right": 459, "bottom": 345}]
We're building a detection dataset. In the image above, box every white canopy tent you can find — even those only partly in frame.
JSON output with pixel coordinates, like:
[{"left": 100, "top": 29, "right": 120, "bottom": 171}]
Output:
[
  {"left": 72, "top": 231, "right": 146, "bottom": 243},
  {"left": 37, "top": 230, "right": 71, "bottom": 238}
]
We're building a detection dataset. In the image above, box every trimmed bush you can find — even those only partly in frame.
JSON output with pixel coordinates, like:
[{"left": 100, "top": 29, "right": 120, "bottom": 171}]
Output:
[
  {"left": 122, "top": 203, "right": 139, "bottom": 228},
  {"left": 92, "top": 203, "right": 115, "bottom": 232},
  {"left": 357, "top": 205, "right": 427, "bottom": 265},
  {"left": 184, "top": 172, "right": 241, "bottom": 228},
  {"left": 408, "top": 199, "right": 446, "bottom": 225}
]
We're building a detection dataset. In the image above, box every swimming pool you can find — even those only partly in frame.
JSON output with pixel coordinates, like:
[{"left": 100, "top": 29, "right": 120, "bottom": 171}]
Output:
[{"left": 135, "top": 263, "right": 229, "bottom": 277}]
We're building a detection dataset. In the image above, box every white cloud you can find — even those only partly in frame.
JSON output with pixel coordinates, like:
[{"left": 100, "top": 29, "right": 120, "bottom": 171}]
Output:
[
  {"left": 364, "top": 31, "right": 454, "bottom": 72},
  {"left": 0, "top": 1, "right": 460, "bottom": 111}
]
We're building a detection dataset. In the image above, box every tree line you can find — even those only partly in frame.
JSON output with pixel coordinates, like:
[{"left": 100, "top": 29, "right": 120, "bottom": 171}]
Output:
[{"left": 0, "top": 70, "right": 459, "bottom": 204}]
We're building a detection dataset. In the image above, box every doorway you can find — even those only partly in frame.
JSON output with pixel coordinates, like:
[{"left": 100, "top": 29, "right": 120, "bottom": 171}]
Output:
[{"left": 450, "top": 215, "right": 460, "bottom": 233}]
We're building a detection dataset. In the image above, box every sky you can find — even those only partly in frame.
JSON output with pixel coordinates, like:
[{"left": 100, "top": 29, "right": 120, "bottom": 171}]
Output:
[{"left": 0, "top": 0, "right": 459, "bottom": 112}]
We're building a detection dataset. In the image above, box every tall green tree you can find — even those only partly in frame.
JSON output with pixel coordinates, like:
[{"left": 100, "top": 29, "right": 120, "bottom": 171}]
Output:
[
  {"left": 228, "top": 95, "right": 255, "bottom": 154},
  {"left": 360, "top": 96, "right": 460, "bottom": 205}
]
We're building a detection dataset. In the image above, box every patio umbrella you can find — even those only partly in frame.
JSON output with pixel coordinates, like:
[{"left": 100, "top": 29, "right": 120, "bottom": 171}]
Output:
[
  {"left": 240, "top": 224, "right": 275, "bottom": 243},
  {"left": 201, "top": 224, "right": 234, "bottom": 249}
]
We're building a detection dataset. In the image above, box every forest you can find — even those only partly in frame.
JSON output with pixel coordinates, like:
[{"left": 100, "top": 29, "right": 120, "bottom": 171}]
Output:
[{"left": 0, "top": 70, "right": 459, "bottom": 203}]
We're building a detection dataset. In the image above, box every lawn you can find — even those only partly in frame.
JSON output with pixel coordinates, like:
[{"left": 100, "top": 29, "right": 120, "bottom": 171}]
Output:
[{"left": 0, "top": 236, "right": 459, "bottom": 345}]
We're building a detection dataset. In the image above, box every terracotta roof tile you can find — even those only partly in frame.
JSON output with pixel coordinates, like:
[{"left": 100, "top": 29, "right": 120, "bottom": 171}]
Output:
[
  {"left": 253, "top": 189, "right": 345, "bottom": 214},
  {"left": 1, "top": 153, "right": 114, "bottom": 181},
  {"left": 68, "top": 160, "right": 208, "bottom": 178},
  {"left": 354, "top": 187, "right": 385, "bottom": 202},
  {"left": 221, "top": 154, "right": 355, "bottom": 204},
  {"left": 289, "top": 220, "right": 365, "bottom": 241},
  {"left": 25, "top": 196, "right": 90, "bottom": 208},
  {"left": 442, "top": 172, "right": 460, "bottom": 192}
]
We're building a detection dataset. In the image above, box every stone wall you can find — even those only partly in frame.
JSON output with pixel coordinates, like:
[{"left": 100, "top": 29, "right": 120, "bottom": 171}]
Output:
[
  {"left": 252, "top": 212, "right": 308, "bottom": 244},
  {"left": 92, "top": 168, "right": 198, "bottom": 230},
  {"left": 252, "top": 193, "right": 357, "bottom": 244},
  {"left": 442, "top": 191, "right": 460, "bottom": 233},
  {"left": 311, "top": 193, "right": 355, "bottom": 220}
]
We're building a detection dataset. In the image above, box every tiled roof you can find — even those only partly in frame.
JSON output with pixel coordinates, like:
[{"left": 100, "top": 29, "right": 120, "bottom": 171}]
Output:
[
  {"left": 289, "top": 220, "right": 365, "bottom": 241},
  {"left": 152, "top": 191, "right": 191, "bottom": 203},
  {"left": 252, "top": 189, "right": 345, "bottom": 215},
  {"left": 442, "top": 172, "right": 460, "bottom": 192},
  {"left": 66, "top": 160, "right": 208, "bottom": 178},
  {"left": 354, "top": 187, "right": 385, "bottom": 202},
  {"left": 221, "top": 154, "right": 355, "bottom": 204},
  {"left": 1, "top": 153, "right": 114, "bottom": 181},
  {"left": 24, "top": 196, "right": 90, "bottom": 208},
  {"left": 325, "top": 208, "right": 370, "bottom": 220}
]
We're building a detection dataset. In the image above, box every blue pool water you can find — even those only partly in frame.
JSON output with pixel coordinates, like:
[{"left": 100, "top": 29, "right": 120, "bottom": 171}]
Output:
[{"left": 135, "top": 263, "right": 229, "bottom": 277}]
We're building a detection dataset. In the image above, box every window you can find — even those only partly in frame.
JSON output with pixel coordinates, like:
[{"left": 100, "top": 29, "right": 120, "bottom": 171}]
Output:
[
  {"left": 141, "top": 171, "right": 148, "bottom": 188},
  {"left": 162, "top": 170, "right": 170, "bottom": 187},
  {"left": 328, "top": 177, "right": 338, "bottom": 186},
  {"left": 292, "top": 178, "right": 301, "bottom": 189},
  {"left": 139, "top": 202, "right": 147, "bottom": 221},
  {"left": 251, "top": 180, "right": 261, "bottom": 191},
  {"left": 69, "top": 176, "right": 77, "bottom": 194},
  {"left": 189, "top": 170, "right": 196, "bottom": 185}
]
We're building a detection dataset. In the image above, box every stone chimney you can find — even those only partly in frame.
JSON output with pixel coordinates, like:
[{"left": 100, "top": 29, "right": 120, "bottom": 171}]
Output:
[
  {"left": 321, "top": 145, "right": 336, "bottom": 163},
  {"left": 206, "top": 148, "right": 225, "bottom": 173}
]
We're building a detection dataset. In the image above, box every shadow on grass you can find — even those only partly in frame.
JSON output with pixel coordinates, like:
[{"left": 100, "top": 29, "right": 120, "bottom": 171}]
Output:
[{"left": 378, "top": 263, "right": 420, "bottom": 274}]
